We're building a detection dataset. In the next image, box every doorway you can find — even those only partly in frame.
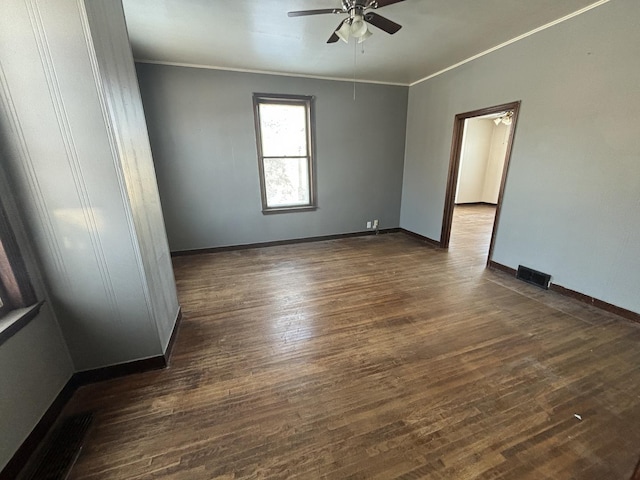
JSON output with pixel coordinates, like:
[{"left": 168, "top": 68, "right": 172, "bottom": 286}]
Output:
[{"left": 440, "top": 101, "right": 520, "bottom": 264}]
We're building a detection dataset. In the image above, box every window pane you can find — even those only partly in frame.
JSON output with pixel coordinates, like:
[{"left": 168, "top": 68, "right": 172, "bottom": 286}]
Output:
[
  {"left": 259, "top": 104, "right": 307, "bottom": 157},
  {"left": 263, "top": 157, "right": 310, "bottom": 207}
]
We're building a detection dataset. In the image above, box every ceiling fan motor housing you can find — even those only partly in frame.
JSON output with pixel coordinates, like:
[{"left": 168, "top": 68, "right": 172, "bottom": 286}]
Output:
[{"left": 287, "top": 0, "right": 405, "bottom": 44}]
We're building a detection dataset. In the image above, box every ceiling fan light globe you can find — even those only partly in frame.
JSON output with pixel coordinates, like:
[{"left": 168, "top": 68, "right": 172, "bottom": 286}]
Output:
[
  {"left": 350, "top": 15, "right": 367, "bottom": 37},
  {"left": 358, "top": 29, "right": 372, "bottom": 43},
  {"left": 336, "top": 20, "right": 351, "bottom": 43}
]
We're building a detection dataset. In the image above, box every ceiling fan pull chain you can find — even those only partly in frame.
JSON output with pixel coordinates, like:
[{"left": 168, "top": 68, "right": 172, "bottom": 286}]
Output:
[{"left": 353, "top": 39, "right": 357, "bottom": 101}]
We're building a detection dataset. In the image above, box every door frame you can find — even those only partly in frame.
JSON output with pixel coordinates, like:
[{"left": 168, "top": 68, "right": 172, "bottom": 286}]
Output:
[{"left": 440, "top": 100, "right": 521, "bottom": 264}]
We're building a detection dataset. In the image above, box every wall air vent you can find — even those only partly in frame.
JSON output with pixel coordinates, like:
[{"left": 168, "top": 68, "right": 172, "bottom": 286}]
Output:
[
  {"left": 516, "top": 265, "right": 551, "bottom": 290},
  {"left": 23, "top": 412, "right": 94, "bottom": 480}
]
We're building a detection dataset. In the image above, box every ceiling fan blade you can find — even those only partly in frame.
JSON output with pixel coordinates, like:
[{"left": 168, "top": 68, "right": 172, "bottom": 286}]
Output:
[
  {"left": 288, "top": 8, "right": 342, "bottom": 17},
  {"left": 364, "top": 12, "right": 402, "bottom": 34},
  {"left": 372, "top": 0, "right": 406, "bottom": 8}
]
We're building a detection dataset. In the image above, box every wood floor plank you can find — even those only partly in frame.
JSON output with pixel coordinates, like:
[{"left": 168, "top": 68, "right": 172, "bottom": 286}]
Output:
[{"left": 66, "top": 205, "right": 640, "bottom": 479}]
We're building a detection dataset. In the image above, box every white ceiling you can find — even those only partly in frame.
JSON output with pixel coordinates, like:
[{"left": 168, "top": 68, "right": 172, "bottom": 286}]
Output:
[{"left": 122, "top": 0, "right": 608, "bottom": 86}]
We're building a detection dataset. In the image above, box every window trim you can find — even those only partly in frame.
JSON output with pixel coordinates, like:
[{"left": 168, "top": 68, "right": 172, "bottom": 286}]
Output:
[
  {"left": 252, "top": 93, "right": 317, "bottom": 214},
  {"left": 0, "top": 302, "right": 44, "bottom": 347},
  {"left": 0, "top": 198, "right": 42, "bottom": 346},
  {"left": 0, "top": 200, "right": 36, "bottom": 316}
]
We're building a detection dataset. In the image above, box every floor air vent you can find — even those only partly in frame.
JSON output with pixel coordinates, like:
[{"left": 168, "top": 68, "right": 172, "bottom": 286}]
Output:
[
  {"left": 23, "top": 412, "right": 94, "bottom": 480},
  {"left": 516, "top": 265, "right": 551, "bottom": 290}
]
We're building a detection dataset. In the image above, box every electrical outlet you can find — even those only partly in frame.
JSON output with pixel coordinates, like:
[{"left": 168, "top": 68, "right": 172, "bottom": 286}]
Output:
[
  {"left": 366, "top": 221, "right": 372, "bottom": 229},
  {"left": 373, "top": 219, "right": 379, "bottom": 228}
]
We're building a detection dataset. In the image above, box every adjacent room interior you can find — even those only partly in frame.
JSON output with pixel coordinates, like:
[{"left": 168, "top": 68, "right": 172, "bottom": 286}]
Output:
[
  {"left": 1, "top": 0, "right": 639, "bottom": 478},
  {"left": 449, "top": 109, "right": 515, "bottom": 264}
]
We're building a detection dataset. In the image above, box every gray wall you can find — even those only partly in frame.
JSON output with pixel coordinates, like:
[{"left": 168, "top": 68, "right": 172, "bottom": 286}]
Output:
[
  {"left": 136, "top": 64, "right": 408, "bottom": 251},
  {"left": 0, "top": 0, "right": 178, "bottom": 372},
  {"left": 0, "top": 313, "right": 72, "bottom": 471},
  {"left": 0, "top": 165, "right": 74, "bottom": 472},
  {"left": 401, "top": 0, "right": 640, "bottom": 313}
]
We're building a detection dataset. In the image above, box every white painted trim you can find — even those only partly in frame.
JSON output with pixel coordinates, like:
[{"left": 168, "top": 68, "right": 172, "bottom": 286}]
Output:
[
  {"left": 133, "top": 59, "right": 409, "bottom": 87},
  {"left": 409, "top": 0, "right": 611, "bottom": 87}
]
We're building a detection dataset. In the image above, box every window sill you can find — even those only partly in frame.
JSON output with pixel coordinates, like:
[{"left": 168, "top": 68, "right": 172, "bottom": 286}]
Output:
[
  {"left": 0, "top": 301, "right": 44, "bottom": 347},
  {"left": 262, "top": 205, "right": 318, "bottom": 215}
]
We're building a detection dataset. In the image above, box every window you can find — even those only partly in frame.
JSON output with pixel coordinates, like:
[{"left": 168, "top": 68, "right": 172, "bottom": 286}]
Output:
[
  {"left": 0, "top": 200, "right": 36, "bottom": 317},
  {"left": 253, "top": 93, "right": 316, "bottom": 213}
]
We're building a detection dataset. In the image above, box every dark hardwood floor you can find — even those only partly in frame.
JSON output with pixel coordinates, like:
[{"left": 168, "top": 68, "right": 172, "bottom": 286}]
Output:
[
  {"left": 450, "top": 204, "right": 496, "bottom": 258},
  {"left": 66, "top": 206, "right": 640, "bottom": 479}
]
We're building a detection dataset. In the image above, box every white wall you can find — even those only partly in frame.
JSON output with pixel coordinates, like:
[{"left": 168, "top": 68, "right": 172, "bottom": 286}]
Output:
[
  {"left": 400, "top": 0, "right": 640, "bottom": 314},
  {"left": 455, "top": 118, "right": 509, "bottom": 204},
  {"left": 482, "top": 122, "right": 510, "bottom": 203},
  {"left": 455, "top": 118, "right": 494, "bottom": 203}
]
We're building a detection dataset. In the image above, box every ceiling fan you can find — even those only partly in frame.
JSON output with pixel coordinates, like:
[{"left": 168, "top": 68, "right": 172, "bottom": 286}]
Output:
[{"left": 288, "top": 0, "right": 406, "bottom": 44}]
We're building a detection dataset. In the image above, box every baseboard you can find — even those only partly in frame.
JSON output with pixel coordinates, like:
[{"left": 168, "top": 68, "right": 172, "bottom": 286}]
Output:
[
  {"left": 170, "top": 228, "right": 401, "bottom": 257},
  {"left": 1, "top": 351, "right": 180, "bottom": 478},
  {"left": 487, "top": 260, "right": 517, "bottom": 275},
  {"left": 73, "top": 355, "right": 167, "bottom": 386},
  {"left": 1, "top": 351, "right": 171, "bottom": 479},
  {"left": 631, "top": 456, "right": 640, "bottom": 480},
  {"left": 1, "top": 307, "right": 189, "bottom": 480},
  {"left": 0, "top": 379, "right": 77, "bottom": 480},
  {"left": 549, "top": 283, "right": 640, "bottom": 323},
  {"left": 488, "top": 260, "right": 640, "bottom": 323},
  {"left": 73, "top": 308, "right": 184, "bottom": 384},
  {"left": 164, "top": 307, "right": 182, "bottom": 365},
  {"left": 399, "top": 229, "right": 442, "bottom": 248}
]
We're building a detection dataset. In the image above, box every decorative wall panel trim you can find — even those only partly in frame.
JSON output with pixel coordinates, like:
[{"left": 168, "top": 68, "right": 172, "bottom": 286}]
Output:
[
  {"left": 26, "top": 0, "right": 121, "bottom": 323},
  {"left": 0, "top": 59, "right": 70, "bottom": 289}
]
